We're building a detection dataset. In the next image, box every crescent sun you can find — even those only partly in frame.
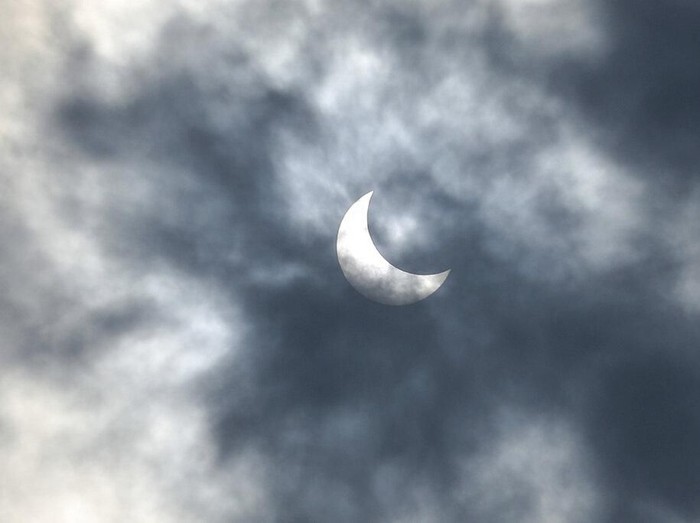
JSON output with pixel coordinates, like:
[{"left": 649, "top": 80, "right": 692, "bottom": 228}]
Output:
[{"left": 336, "top": 191, "right": 451, "bottom": 305}]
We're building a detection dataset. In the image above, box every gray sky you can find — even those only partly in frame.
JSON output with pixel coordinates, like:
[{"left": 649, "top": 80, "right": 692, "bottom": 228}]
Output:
[{"left": 3, "top": 1, "right": 700, "bottom": 521}]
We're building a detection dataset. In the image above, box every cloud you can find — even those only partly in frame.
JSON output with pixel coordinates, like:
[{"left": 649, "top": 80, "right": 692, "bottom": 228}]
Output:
[
  {"left": 0, "top": 367, "right": 270, "bottom": 523},
  {"left": 462, "top": 411, "right": 601, "bottom": 523},
  {"left": 3, "top": 0, "right": 700, "bottom": 521}
]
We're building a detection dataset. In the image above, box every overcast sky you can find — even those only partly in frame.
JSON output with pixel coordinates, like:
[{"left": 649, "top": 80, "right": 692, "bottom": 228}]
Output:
[{"left": 3, "top": 1, "right": 700, "bottom": 521}]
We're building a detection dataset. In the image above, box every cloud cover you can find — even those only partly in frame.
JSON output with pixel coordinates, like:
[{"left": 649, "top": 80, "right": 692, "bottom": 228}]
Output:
[{"left": 3, "top": 0, "right": 700, "bottom": 521}]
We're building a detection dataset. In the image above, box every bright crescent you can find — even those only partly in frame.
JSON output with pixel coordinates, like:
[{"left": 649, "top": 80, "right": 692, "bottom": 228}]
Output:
[{"left": 336, "top": 191, "right": 451, "bottom": 305}]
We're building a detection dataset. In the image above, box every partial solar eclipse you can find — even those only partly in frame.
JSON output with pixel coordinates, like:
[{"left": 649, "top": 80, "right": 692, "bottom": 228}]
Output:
[{"left": 336, "top": 191, "right": 451, "bottom": 305}]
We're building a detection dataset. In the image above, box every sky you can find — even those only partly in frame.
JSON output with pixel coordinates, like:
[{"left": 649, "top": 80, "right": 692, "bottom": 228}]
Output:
[{"left": 2, "top": 0, "right": 700, "bottom": 521}]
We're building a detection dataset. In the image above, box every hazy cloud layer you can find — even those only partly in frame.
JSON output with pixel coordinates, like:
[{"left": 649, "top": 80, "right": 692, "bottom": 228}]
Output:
[{"left": 3, "top": 0, "right": 700, "bottom": 521}]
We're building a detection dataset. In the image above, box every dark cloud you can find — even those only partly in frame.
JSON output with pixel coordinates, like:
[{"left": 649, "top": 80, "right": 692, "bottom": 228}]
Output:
[
  {"left": 4, "top": 0, "right": 700, "bottom": 521},
  {"left": 590, "top": 352, "right": 700, "bottom": 520},
  {"left": 554, "top": 0, "right": 700, "bottom": 195}
]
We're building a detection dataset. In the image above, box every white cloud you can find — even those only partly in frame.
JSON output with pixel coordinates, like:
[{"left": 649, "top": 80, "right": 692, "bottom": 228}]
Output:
[
  {"left": 665, "top": 189, "right": 700, "bottom": 312},
  {"left": 0, "top": 366, "right": 270, "bottom": 523},
  {"left": 460, "top": 412, "right": 602, "bottom": 523},
  {"left": 0, "top": 4, "right": 269, "bottom": 519},
  {"left": 266, "top": 1, "right": 643, "bottom": 282},
  {"left": 0, "top": 160, "right": 266, "bottom": 521},
  {"left": 497, "top": 0, "right": 607, "bottom": 61},
  {"left": 0, "top": 162, "right": 267, "bottom": 521}
]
